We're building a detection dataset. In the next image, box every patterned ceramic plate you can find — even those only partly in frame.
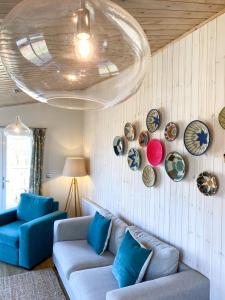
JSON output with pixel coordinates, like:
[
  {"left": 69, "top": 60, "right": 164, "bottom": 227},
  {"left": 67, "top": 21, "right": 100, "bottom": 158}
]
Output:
[
  {"left": 184, "top": 120, "right": 210, "bottom": 156},
  {"left": 138, "top": 131, "right": 150, "bottom": 147},
  {"left": 164, "top": 122, "right": 178, "bottom": 142},
  {"left": 197, "top": 172, "right": 218, "bottom": 196},
  {"left": 147, "top": 139, "right": 164, "bottom": 166},
  {"left": 124, "top": 122, "right": 136, "bottom": 141},
  {"left": 113, "top": 136, "right": 125, "bottom": 156},
  {"left": 142, "top": 165, "right": 156, "bottom": 187},
  {"left": 165, "top": 152, "right": 186, "bottom": 182},
  {"left": 127, "top": 148, "right": 141, "bottom": 171},
  {"left": 146, "top": 109, "right": 160, "bottom": 133},
  {"left": 219, "top": 107, "right": 225, "bottom": 130}
]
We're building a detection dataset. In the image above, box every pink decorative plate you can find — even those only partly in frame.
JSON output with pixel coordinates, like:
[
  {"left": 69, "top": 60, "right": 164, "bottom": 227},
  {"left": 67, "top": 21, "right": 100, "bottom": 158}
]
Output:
[{"left": 147, "top": 139, "right": 165, "bottom": 166}]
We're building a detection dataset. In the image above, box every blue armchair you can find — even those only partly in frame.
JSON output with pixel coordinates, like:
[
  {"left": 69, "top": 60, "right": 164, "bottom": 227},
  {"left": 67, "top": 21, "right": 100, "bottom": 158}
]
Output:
[{"left": 0, "top": 193, "right": 67, "bottom": 269}]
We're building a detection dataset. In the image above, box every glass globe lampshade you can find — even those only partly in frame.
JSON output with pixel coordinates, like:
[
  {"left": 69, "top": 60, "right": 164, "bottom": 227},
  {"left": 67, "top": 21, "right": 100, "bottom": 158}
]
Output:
[
  {"left": 0, "top": 0, "right": 150, "bottom": 110},
  {"left": 4, "top": 116, "right": 32, "bottom": 137}
]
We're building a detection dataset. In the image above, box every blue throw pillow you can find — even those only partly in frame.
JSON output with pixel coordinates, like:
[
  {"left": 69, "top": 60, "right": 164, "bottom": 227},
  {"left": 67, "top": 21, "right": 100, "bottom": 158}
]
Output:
[
  {"left": 17, "top": 193, "right": 54, "bottom": 221},
  {"left": 112, "top": 230, "right": 153, "bottom": 288},
  {"left": 87, "top": 211, "right": 112, "bottom": 255}
]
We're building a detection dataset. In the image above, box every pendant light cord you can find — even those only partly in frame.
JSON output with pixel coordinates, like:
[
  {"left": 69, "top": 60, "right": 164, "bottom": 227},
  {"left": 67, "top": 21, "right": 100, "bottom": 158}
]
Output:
[{"left": 81, "top": 0, "right": 85, "bottom": 9}]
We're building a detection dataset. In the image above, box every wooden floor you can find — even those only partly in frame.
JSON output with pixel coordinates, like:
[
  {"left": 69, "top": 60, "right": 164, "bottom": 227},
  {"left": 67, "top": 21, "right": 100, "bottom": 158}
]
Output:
[{"left": 0, "top": 258, "right": 53, "bottom": 277}]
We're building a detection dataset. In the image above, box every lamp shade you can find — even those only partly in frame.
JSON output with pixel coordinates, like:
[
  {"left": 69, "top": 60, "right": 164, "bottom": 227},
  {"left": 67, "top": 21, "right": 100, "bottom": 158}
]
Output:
[{"left": 63, "top": 157, "right": 87, "bottom": 177}]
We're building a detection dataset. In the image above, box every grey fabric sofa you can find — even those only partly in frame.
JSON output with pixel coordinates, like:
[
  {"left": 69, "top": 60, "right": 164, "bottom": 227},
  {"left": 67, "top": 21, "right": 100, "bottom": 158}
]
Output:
[{"left": 53, "top": 209, "right": 209, "bottom": 300}]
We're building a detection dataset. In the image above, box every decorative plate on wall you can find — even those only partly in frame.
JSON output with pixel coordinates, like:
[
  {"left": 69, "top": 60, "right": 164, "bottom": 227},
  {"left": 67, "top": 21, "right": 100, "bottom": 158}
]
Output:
[
  {"left": 184, "top": 120, "right": 210, "bottom": 156},
  {"left": 127, "top": 148, "right": 141, "bottom": 171},
  {"left": 164, "top": 122, "right": 178, "bottom": 142},
  {"left": 113, "top": 136, "right": 125, "bottom": 156},
  {"left": 124, "top": 122, "right": 136, "bottom": 141},
  {"left": 142, "top": 165, "right": 156, "bottom": 187},
  {"left": 147, "top": 139, "right": 164, "bottom": 166},
  {"left": 138, "top": 131, "right": 150, "bottom": 147},
  {"left": 146, "top": 109, "right": 160, "bottom": 133},
  {"left": 165, "top": 152, "right": 186, "bottom": 182},
  {"left": 197, "top": 172, "right": 218, "bottom": 196},
  {"left": 219, "top": 107, "right": 225, "bottom": 130}
]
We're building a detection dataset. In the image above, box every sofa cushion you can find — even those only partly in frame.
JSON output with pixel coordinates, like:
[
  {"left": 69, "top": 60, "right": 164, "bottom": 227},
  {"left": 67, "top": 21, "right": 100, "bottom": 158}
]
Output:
[
  {"left": 53, "top": 240, "right": 114, "bottom": 280},
  {"left": 69, "top": 266, "right": 118, "bottom": 300},
  {"left": 129, "top": 226, "right": 179, "bottom": 280},
  {"left": 0, "top": 220, "right": 26, "bottom": 248},
  {"left": 17, "top": 193, "right": 54, "bottom": 221},
  {"left": 112, "top": 230, "right": 153, "bottom": 288},
  {"left": 87, "top": 212, "right": 112, "bottom": 255},
  {"left": 99, "top": 208, "right": 128, "bottom": 255}
]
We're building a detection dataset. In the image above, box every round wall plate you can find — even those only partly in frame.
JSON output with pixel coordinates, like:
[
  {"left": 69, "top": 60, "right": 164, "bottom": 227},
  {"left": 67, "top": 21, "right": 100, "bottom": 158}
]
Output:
[
  {"left": 164, "top": 122, "right": 178, "bottom": 142},
  {"left": 138, "top": 130, "right": 150, "bottom": 147},
  {"left": 124, "top": 122, "right": 136, "bottom": 141},
  {"left": 219, "top": 107, "right": 225, "bottom": 130},
  {"left": 184, "top": 120, "right": 210, "bottom": 156},
  {"left": 165, "top": 152, "right": 186, "bottom": 182},
  {"left": 127, "top": 148, "right": 141, "bottom": 171},
  {"left": 142, "top": 165, "right": 156, "bottom": 187},
  {"left": 147, "top": 139, "right": 164, "bottom": 166},
  {"left": 113, "top": 136, "right": 125, "bottom": 156},
  {"left": 146, "top": 109, "right": 160, "bottom": 133},
  {"left": 197, "top": 172, "right": 218, "bottom": 196}
]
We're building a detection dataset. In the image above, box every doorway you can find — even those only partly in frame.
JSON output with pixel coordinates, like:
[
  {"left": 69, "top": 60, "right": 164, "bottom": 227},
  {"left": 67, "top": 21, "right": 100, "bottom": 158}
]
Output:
[{"left": 0, "top": 129, "right": 32, "bottom": 209}]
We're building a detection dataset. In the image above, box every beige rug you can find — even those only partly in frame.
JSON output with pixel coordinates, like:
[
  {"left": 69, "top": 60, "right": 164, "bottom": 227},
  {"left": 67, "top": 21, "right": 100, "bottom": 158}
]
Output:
[{"left": 0, "top": 268, "right": 66, "bottom": 300}]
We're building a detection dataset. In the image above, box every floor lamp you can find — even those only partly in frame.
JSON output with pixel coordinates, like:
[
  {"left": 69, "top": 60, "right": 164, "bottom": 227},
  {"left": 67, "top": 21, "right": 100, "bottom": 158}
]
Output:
[{"left": 63, "top": 157, "right": 87, "bottom": 217}]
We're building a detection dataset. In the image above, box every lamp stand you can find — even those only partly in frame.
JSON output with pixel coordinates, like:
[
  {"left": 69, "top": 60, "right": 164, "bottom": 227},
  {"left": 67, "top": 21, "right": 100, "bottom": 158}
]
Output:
[{"left": 64, "top": 177, "right": 81, "bottom": 217}]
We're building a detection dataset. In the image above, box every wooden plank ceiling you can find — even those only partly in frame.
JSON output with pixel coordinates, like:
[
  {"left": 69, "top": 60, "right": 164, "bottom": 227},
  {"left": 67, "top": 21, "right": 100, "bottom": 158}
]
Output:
[{"left": 0, "top": 0, "right": 225, "bottom": 108}]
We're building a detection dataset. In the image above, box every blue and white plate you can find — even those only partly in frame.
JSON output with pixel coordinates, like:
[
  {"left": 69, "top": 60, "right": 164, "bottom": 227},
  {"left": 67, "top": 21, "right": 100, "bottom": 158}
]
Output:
[
  {"left": 146, "top": 109, "right": 160, "bottom": 133},
  {"left": 184, "top": 120, "right": 210, "bottom": 156},
  {"left": 113, "top": 136, "right": 125, "bottom": 156},
  {"left": 127, "top": 148, "right": 141, "bottom": 171}
]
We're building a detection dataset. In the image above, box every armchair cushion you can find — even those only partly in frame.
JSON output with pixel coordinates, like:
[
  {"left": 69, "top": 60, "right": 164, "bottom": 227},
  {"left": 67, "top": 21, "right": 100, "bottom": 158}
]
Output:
[
  {"left": 17, "top": 193, "right": 53, "bottom": 221},
  {"left": 0, "top": 220, "right": 26, "bottom": 248}
]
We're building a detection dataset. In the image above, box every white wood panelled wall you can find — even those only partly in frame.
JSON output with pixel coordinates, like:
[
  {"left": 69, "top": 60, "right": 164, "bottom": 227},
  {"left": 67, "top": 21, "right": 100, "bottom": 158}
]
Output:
[{"left": 82, "top": 12, "right": 225, "bottom": 300}]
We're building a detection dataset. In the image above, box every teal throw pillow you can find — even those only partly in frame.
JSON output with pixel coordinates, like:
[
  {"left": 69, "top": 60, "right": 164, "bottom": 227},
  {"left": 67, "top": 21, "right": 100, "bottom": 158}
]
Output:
[
  {"left": 87, "top": 211, "right": 112, "bottom": 255},
  {"left": 112, "top": 230, "right": 153, "bottom": 288}
]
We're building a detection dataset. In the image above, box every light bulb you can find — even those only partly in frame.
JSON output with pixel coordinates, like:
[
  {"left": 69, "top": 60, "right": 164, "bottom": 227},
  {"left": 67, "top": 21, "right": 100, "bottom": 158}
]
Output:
[{"left": 77, "top": 38, "right": 91, "bottom": 59}]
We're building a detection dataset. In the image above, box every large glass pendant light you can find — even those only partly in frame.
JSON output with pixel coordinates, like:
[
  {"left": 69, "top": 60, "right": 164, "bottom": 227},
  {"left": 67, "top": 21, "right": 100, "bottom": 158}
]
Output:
[
  {"left": 0, "top": 0, "right": 150, "bottom": 110},
  {"left": 4, "top": 116, "right": 32, "bottom": 137}
]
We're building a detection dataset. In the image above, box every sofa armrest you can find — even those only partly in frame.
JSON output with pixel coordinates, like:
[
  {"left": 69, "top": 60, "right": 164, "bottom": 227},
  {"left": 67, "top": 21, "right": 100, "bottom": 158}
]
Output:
[
  {"left": 106, "top": 270, "right": 209, "bottom": 300},
  {"left": 54, "top": 216, "right": 93, "bottom": 242},
  {"left": 0, "top": 208, "right": 17, "bottom": 226},
  {"left": 19, "top": 211, "right": 67, "bottom": 269}
]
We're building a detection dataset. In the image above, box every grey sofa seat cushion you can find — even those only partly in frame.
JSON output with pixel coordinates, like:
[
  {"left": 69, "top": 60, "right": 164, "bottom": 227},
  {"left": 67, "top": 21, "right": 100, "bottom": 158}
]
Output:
[
  {"left": 99, "top": 208, "right": 128, "bottom": 255},
  {"left": 129, "top": 226, "right": 179, "bottom": 281},
  {"left": 53, "top": 240, "right": 114, "bottom": 280},
  {"left": 69, "top": 266, "right": 118, "bottom": 300}
]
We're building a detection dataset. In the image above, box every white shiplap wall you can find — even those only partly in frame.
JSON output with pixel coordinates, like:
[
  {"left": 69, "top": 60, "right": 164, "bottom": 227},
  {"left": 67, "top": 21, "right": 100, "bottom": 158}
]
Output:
[{"left": 82, "top": 13, "right": 225, "bottom": 300}]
